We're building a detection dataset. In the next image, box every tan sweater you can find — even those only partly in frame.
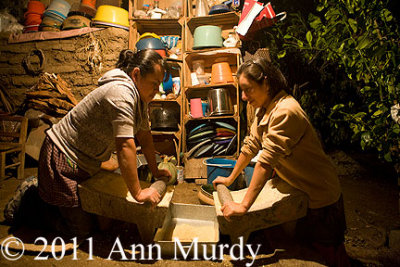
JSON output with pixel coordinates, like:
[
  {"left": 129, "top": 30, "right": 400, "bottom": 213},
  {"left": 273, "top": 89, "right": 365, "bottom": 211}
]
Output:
[{"left": 241, "top": 90, "right": 341, "bottom": 209}]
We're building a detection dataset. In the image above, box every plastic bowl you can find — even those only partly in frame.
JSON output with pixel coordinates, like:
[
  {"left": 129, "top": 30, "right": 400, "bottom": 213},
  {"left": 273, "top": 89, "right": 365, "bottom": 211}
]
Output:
[
  {"left": 208, "top": 4, "right": 230, "bottom": 15},
  {"left": 93, "top": 5, "right": 129, "bottom": 28},
  {"left": 136, "top": 37, "right": 165, "bottom": 50}
]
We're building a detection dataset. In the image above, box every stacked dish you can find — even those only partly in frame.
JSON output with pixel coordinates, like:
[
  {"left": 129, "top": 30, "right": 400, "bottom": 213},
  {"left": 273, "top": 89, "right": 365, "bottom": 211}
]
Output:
[
  {"left": 186, "top": 121, "right": 237, "bottom": 159},
  {"left": 24, "top": 0, "right": 45, "bottom": 32},
  {"left": 40, "top": 0, "right": 71, "bottom": 31}
]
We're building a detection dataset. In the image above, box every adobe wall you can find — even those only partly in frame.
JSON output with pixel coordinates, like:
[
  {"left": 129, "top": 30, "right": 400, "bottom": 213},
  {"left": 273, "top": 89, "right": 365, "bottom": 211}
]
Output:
[{"left": 0, "top": 27, "right": 128, "bottom": 109}]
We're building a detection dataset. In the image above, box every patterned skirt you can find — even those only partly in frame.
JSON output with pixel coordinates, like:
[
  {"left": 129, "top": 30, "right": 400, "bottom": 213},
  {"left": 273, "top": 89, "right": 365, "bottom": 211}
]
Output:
[{"left": 38, "top": 135, "right": 90, "bottom": 208}]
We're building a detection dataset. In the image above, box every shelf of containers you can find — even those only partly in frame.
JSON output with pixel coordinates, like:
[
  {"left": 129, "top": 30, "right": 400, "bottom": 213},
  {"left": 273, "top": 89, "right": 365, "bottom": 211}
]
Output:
[
  {"left": 128, "top": 0, "right": 186, "bottom": 164},
  {"left": 182, "top": 4, "right": 241, "bottom": 178}
]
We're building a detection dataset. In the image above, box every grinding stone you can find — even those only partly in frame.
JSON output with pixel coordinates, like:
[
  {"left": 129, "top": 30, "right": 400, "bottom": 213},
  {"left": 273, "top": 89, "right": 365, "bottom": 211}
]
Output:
[
  {"left": 78, "top": 171, "right": 174, "bottom": 243},
  {"left": 213, "top": 177, "right": 308, "bottom": 243}
]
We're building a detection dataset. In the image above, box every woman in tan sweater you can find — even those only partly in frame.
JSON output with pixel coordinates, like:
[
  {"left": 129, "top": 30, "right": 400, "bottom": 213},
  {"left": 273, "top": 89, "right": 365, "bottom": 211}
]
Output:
[{"left": 213, "top": 58, "right": 349, "bottom": 266}]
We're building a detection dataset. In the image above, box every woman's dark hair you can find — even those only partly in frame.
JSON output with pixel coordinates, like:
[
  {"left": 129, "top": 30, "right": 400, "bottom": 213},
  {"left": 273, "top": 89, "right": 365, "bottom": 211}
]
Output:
[
  {"left": 237, "top": 58, "right": 289, "bottom": 97},
  {"left": 116, "top": 49, "right": 169, "bottom": 81}
]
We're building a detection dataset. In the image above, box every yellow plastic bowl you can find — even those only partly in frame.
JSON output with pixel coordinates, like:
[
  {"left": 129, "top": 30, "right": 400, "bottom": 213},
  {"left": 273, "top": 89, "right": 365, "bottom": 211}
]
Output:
[
  {"left": 93, "top": 5, "right": 129, "bottom": 28},
  {"left": 138, "top": 32, "right": 160, "bottom": 41}
]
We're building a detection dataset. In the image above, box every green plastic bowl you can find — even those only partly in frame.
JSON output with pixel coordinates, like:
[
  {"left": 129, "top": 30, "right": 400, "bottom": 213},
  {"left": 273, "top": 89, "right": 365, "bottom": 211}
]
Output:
[{"left": 193, "top": 25, "right": 223, "bottom": 50}]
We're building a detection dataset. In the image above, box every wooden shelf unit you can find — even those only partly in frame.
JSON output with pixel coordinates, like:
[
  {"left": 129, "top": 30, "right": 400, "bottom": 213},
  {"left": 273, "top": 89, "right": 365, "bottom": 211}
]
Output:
[
  {"left": 129, "top": 0, "right": 186, "bottom": 164},
  {"left": 128, "top": 0, "right": 243, "bottom": 177},
  {"left": 182, "top": 50, "right": 241, "bottom": 179}
]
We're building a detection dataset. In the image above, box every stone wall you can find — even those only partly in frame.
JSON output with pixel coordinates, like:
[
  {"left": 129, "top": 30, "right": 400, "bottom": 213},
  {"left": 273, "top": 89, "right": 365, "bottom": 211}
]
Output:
[{"left": 0, "top": 27, "right": 128, "bottom": 109}]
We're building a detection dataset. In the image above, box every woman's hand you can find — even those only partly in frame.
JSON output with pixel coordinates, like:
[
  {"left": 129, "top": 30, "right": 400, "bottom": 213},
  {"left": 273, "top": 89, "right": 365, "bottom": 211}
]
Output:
[
  {"left": 135, "top": 187, "right": 161, "bottom": 207},
  {"left": 212, "top": 176, "right": 234, "bottom": 189},
  {"left": 221, "top": 202, "right": 248, "bottom": 221},
  {"left": 153, "top": 168, "right": 171, "bottom": 182}
]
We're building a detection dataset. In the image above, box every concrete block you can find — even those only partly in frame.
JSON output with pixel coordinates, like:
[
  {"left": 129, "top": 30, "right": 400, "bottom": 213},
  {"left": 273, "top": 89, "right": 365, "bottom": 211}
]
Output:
[{"left": 213, "top": 178, "right": 308, "bottom": 243}]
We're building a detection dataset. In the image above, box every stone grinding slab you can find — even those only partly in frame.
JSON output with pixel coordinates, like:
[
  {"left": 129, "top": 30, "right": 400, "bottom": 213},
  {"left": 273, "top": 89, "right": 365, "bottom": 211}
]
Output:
[
  {"left": 78, "top": 171, "right": 174, "bottom": 243},
  {"left": 213, "top": 178, "right": 308, "bottom": 243}
]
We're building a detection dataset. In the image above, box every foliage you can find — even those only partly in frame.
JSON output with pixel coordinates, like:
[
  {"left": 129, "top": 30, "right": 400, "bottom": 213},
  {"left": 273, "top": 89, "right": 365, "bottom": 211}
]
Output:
[{"left": 263, "top": 0, "right": 400, "bottom": 163}]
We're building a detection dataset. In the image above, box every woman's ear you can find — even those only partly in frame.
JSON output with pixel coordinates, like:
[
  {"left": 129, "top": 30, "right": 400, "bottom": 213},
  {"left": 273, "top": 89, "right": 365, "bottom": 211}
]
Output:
[{"left": 131, "top": 67, "right": 141, "bottom": 82}]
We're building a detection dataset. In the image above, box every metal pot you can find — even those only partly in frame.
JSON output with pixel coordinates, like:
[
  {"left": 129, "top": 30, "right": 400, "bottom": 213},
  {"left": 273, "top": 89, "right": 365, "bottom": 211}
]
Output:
[
  {"left": 207, "top": 88, "right": 233, "bottom": 116},
  {"left": 150, "top": 107, "right": 179, "bottom": 131}
]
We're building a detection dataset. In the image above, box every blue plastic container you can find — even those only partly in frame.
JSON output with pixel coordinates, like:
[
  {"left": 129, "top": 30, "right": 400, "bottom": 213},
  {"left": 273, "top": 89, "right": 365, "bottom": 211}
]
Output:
[
  {"left": 162, "top": 73, "right": 173, "bottom": 93},
  {"left": 244, "top": 166, "right": 254, "bottom": 187},
  {"left": 202, "top": 102, "right": 208, "bottom": 116},
  {"left": 204, "top": 158, "right": 237, "bottom": 189}
]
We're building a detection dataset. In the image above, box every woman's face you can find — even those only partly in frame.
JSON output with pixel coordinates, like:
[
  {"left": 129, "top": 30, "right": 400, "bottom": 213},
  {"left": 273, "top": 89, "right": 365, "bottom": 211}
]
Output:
[
  {"left": 131, "top": 64, "right": 164, "bottom": 103},
  {"left": 238, "top": 74, "right": 271, "bottom": 108}
]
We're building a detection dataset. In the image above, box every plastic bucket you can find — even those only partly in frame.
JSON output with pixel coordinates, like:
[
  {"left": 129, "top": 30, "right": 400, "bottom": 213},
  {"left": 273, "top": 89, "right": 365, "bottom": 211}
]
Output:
[
  {"left": 211, "top": 62, "right": 234, "bottom": 84},
  {"left": 47, "top": 0, "right": 71, "bottom": 18},
  {"left": 26, "top": 0, "right": 46, "bottom": 15},
  {"left": 204, "top": 158, "right": 236, "bottom": 185},
  {"left": 190, "top": 98, "right": 203, "bottom": 118}
]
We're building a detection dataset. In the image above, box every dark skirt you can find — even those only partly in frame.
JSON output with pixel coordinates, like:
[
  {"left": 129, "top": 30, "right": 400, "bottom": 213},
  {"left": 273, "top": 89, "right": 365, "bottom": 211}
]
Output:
[{"left": 297, "top": 195, "right": 347, "bottom": 246}]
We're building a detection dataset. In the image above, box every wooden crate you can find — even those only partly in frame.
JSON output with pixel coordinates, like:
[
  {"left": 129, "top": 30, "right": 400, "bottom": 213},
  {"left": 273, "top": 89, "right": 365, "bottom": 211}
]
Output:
[
  {"left": 128, "top": 19, "right": 185, "bottom": 51},
  {"left": 183, "top": 49, "right": 240, "bottom": 87},
  {"left": 185, "top": 12, "right": 240, "bottom": 52},
  {"left": 128, "top": 0, "right": 186, "bottom": 50},
  {"left": 132, "top": 0, "right": 185, "bottom": 16}
]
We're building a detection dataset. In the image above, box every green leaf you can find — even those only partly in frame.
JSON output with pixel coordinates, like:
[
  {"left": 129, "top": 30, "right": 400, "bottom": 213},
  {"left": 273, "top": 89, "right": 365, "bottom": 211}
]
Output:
[
  {"left": 310, "top": 17, "right": 322, "bottom": 29},
  {"left": 382, "top": 9, "right": 393, "bottom": 22},
  {"left": 316, "top": 5, "right": 325, "bottom": 12},
  {"left": 384, "top": 151, "right": 392, "bottom": 162},
  {"left": 277, "top": 50, "right": 286, "bottom": 59},
  {"left": 348, "top": 18, "right": 357, "bottom": 33},
  {"left": 356, "top": 35, "right": 372, "bottom": 50},
  {"left": 283, "top": 34, "right": 292, "bottom": 39},
  {"left": 297, "top": 40, "right": 304, "bottom": 48},
  {"left": 372, "top": 109, "right": 384, "bottom": 118},
  {"left": 306, "top": 31, "right": 313, "bottom": 46},
  {"left": 337, "top": 42, "right": 345, "bottom": 53},
  {"left": 354, "top": 112, "right": 367, "bottom": 118},
  {"left": 332, "top": 104, "right": 345, "bottom": 112}
]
